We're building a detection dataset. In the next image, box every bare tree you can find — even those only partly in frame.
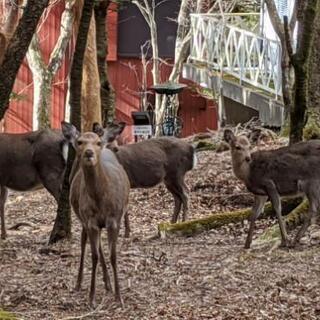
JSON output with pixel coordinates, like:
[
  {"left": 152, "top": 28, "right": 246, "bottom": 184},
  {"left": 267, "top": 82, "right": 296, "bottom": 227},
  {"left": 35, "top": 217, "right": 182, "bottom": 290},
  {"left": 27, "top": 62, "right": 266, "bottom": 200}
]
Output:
[
  {"left": 265, "top": 0, "right": 320, "bottom": 143},
  {"left": 133, "top": 0, "right": 239, "bottom": 135},
  {"left": 132, "top": 0, "right": 162, "bottom": 132},
  {"left": 95, "top": 0, "right": 116, "bottom": 125},
  {"left": 27, "top": 0, "right": 75, "bottom": 130},
  {"left": 0, "top": 0, "right": 49, "bottom": 120},
  {"left": 49, "top": 0, "right": 95, "bottom": 244}
]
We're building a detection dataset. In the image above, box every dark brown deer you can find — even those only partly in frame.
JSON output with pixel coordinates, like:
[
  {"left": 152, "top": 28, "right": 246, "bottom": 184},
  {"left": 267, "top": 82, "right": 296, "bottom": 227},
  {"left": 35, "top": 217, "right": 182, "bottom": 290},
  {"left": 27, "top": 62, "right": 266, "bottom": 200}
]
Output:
[
  {"left": 0, "top": 128, "right": 74, "bottom": 239},
  {"left": 224, "top": 129, "right": 320, "bottom": 248},
  {"left": 92, "top": 122, "right": 196, "bottom": 232},
  {"left": 63, "top": 122, "right": 130, "bottom": 307}
]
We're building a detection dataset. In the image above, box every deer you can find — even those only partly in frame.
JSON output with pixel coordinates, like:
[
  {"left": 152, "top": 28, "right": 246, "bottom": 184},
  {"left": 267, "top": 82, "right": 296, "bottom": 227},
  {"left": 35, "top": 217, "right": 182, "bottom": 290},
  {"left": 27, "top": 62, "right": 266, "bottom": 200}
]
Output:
[
  {"left": 224, "top": 129, "right": 320, "bottom": 249},
  {"left": 91, "top": 121, "right": 196, "bottom": 235},
  {"left": 62, "top": 122, "right": 130, "bottom": 307},
  {"left": 0, "top": 128, "right": 74, "bottom": 240}
]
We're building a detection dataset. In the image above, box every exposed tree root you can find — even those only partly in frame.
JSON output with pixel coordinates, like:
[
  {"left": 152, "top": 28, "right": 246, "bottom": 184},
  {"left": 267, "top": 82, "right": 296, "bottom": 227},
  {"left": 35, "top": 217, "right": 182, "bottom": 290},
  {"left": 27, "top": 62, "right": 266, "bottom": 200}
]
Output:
[{"left": 158, "top": 198, "right": 302, "bottom": 238}]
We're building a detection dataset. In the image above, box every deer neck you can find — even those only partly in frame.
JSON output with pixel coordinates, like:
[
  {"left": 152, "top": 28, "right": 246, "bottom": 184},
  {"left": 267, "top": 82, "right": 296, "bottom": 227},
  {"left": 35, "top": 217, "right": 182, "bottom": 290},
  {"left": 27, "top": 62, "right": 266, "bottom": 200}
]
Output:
[
  {"left": 82, "top": 161, "right": 108, "bottom": 204},
  {"left": 231, "top": 157, "right": 250, "bottom": 183}
]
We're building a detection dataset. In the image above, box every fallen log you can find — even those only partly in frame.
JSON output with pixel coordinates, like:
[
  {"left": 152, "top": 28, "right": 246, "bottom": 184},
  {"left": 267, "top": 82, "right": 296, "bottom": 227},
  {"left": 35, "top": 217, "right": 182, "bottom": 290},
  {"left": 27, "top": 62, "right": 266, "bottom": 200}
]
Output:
[{"left": 158, "top": 198, "right": 302, "bottom": 238}]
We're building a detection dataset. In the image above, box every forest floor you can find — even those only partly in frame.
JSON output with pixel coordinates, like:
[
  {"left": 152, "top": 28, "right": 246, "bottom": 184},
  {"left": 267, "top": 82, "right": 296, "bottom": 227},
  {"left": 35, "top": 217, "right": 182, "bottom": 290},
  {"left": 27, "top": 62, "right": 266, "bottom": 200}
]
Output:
[{"left": 1, "top": 139, "right": 320, "bottom": 320}]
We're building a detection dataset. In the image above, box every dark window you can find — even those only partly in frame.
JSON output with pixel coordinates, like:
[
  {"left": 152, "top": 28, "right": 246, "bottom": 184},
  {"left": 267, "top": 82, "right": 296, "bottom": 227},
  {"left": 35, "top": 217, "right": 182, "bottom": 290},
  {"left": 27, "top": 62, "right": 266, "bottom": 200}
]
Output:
[{"left": 117, "top": 1, "right": 180, "bottom": 58}]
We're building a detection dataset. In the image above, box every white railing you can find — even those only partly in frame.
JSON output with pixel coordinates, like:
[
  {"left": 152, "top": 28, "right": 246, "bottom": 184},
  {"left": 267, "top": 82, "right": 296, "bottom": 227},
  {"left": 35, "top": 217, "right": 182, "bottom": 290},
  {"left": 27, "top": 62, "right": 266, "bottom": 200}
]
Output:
[{"left": 189, "top": 14, "right": 282, "bottom": 97}]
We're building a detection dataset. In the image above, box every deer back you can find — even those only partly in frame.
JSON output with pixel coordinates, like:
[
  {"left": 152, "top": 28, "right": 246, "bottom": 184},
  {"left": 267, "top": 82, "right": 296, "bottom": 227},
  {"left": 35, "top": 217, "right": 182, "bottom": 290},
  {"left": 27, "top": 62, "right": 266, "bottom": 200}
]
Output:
[
  {"left": 114, "top": 137, "right": 194, "bottom": 188},
  {"left": 248, "top": 141, "right": 320, "bottom": 195},
  {"left": 0, "top": 129, "right": 67, "bottom": 191}
]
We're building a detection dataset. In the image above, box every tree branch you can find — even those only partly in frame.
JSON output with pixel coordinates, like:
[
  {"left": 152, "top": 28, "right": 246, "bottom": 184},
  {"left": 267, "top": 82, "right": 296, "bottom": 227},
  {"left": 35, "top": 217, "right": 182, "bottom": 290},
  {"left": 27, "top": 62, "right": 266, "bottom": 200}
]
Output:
[
  {"left": 265, "top": 0, "right": 285, "bottom": 42},
  {"left": 47, "top": 0, "right": 75, "bottom": 75},
  {"left": 283, "top": 16, "right": 294, "bottom": 61},
  {"left": 0, "top": 0, "right": 49, "bottom": 120}
]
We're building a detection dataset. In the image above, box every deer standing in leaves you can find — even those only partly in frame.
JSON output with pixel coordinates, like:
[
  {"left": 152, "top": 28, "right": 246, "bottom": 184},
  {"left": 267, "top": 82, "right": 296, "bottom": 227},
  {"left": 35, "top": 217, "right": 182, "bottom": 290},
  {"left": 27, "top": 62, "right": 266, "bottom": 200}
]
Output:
[
  {"left": 224, "top": 129, "right": 320, "bottom": 248},
  {"left": 62, "top": 122, "right": 130, "bottom": 307}
]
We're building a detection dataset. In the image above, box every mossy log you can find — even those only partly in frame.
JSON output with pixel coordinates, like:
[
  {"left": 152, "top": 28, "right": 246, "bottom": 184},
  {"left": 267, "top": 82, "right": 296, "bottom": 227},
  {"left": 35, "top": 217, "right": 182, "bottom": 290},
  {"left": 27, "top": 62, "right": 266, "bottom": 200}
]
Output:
[
  {"left": 255, "top": 199, "right": 309, "bottom": 244},
  {"left": 0, "top": 310, "right": 17, "bottom": 320},
  {"left": 158, "top": 198, "right": 302, "bottom": 238},
  {"left": 194, "top": 140, "right": 217, "bottom": 152}
]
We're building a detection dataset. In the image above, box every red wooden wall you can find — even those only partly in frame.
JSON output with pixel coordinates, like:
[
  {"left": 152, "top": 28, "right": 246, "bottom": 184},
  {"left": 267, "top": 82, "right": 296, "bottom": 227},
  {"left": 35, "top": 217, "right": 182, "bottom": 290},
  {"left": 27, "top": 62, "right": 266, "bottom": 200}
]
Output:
[{"left": 2, "top": 1, "right": 218, "bottom": 138}]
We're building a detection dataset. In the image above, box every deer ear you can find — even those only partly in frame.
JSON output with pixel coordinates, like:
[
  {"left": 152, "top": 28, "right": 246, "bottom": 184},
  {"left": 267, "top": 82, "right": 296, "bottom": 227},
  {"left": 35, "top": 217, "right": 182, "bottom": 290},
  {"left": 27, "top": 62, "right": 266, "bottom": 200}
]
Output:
[
  {"left": 61, "top": 121, "right": 79, "bottom": 147},
  {"left": 105, "top": 122, "right": 126, "bottom": 143},
  {"left": 92, "top": 122, "right": 104, "bottom": 137},
  {"left": 223, "top": 129, "right": 235, "bottom": 144}
]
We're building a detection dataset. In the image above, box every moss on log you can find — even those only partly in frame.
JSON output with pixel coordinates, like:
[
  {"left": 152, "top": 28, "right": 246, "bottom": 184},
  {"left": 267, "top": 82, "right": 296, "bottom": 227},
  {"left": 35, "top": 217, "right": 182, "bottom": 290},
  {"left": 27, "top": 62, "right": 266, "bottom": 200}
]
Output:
[
  {"left": 195, "top": 140, "right": 217, "bottom": 152},
  {"left": 158, "top": 198, "right": 302, "bottom": 238},
  {"left": 255, "top": 199, "right": 309, "bottom": 244},
  {"left": 0, "top": 310, "right": 16, "bottom": 320}
]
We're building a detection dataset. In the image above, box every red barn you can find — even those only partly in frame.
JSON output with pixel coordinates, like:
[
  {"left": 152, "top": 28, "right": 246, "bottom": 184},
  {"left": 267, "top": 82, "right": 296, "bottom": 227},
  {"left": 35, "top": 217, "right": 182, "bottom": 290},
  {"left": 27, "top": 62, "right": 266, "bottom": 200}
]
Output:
[{"left": 3, "top": 1, "right": 218, "bottom": 138}]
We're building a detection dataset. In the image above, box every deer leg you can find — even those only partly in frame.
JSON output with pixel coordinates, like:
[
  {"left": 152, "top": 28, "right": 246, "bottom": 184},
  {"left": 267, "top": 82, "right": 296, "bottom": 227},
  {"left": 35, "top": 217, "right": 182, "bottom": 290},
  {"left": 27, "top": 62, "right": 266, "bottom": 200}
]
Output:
[
  {"left": 266, "top": 183, "right": 289, "bottom": 247},
  {"left": 88, "top": 227, "right": 100, "bottom": 307},
  {"left": 98, "top": 237, "right": 112, "bottom": 293},
  {"left": 39, "top": 172, "right": 61, "bottom": 202},
  {"left": 124, "top": 211, "right": 130, "bottom": 238},
  {"left": 165, "top": 179, "right": 187, "bottom": 223},
  {"left": 108, "top": 224, "right": 123, "bottom": 306},
  {"left": 0, "top": 186, "right": 8, "bottom": 240},
  {"left": 292, "top": 206, "right": 315, "bottom": 247},
  {"left": 293, "top": 184, "right": 319, "bottom": 246},
  {"left": 75, "top": 227, "right": 87, "bottom": 291},
  {"left": 181, "top": 181, "right": 189, "bottom": 222},
  {"left": 244, "top": 195, "right": 267, "bottom": 249}
]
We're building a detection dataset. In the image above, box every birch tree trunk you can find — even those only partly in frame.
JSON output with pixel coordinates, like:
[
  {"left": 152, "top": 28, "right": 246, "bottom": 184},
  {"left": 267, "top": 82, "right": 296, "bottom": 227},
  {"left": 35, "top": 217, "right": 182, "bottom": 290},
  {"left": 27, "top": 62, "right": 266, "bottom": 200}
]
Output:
[
  {"left": 27, "top": 0, "right": 75, "bottom": 129},
  {"left": 132, "top": 0, "right": 162, "bottom": 133}
]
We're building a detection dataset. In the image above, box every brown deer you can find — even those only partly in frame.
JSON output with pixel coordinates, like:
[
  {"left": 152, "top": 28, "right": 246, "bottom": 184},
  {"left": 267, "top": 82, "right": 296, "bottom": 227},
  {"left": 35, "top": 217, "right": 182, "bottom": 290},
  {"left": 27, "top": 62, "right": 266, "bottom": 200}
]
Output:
[
  {"left": 62, "top": 122, "right": 130, "bottom": 307},
  {"left": 0, "top": 128, "right": 74, "bottom": 239},
  {"left": 224, "top": 129, "right": 320, "bottom": 248},
  {"left": 92, "top": 122, "right": 196, "bottom": 233}
]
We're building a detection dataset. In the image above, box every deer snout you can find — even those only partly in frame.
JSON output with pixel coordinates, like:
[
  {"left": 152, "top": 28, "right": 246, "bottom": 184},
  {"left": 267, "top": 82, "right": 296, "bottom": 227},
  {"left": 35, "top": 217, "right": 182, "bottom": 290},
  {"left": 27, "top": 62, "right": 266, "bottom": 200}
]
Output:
[{"left": 84, "top": 149, "right": 94, "bottom": 159}]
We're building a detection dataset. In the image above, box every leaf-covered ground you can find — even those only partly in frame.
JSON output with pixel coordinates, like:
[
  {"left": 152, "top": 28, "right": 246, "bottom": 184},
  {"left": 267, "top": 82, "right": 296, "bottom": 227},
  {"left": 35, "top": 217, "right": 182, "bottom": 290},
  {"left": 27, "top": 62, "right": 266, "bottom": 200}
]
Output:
[{"left": 1, "top": 147, "right": 320, "bottom": 319}]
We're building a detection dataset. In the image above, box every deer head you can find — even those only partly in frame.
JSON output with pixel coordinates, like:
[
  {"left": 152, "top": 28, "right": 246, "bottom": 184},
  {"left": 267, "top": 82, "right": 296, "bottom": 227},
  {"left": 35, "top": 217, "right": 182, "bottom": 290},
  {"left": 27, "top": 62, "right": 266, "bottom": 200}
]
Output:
[
  {"left": 61, "top": 122, "right": 107, "bottom": 167},
  {"left": 224, "top": 129, "right": 251, "bottom": 181},
  {"left": 92, "top": 122, "right": 126, "bottom": 150},
  {"left": 224, "top": 129, "right": 251, "bottom": 163}
]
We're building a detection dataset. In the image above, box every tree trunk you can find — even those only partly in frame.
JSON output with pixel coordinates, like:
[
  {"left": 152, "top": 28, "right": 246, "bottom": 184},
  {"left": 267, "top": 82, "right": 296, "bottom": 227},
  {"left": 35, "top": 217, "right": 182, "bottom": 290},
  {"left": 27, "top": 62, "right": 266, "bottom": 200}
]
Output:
[
  {"left": 265, "top": 0, "right": 295, "bottom": 122},
  {"left": 304, "top": 5, "right": 320, "bottom": 140},
  {"left": 27, "top": 1, "right": 75, "bottom": 130},
  {"left": 32, "top": 73, "right": 52, "bottom": 129},
  {"left": 0, "top": 0, "right": 49, "bottom": 120},
  {"left": 81, "top": 13, "right": 102, "bottom": 132},
  {"left": 289, "top": 0, "right": 320, "bottom": 144},
  {"left": 95, "top": 0, "right": 115, "bottom": 126},
  {"left": 49, "top": 0, "right": 95, "bottom": 244}
]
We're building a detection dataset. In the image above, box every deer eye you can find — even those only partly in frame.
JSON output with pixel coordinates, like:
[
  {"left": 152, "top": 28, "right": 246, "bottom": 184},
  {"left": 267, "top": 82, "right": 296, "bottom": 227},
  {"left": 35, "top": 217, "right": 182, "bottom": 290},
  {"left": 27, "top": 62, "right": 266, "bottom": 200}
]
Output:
[
  {"left": 77, "top": 141, "right": 83, "bottom": 146},
  {"left": 235, "top": 145, "right": 241, "bottom": 150},
  {"left": 97, "top": 141, "right": 102, "bottom": 147}
]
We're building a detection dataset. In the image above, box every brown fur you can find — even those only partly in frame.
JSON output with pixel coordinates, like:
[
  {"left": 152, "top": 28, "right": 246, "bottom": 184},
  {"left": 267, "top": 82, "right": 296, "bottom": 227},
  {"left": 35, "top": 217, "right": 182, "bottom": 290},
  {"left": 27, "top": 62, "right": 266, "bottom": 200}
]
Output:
[
  {"left": 93, "top": 122, "right": 196, "bottom": 226},
  {"left": 224, "top": 129, "right": 320, "bottom": 248},
  {"left": 0, "top": 129, "right": 71, "bottom": 239},
  {"left": 68, "top": 129, "right": 130, "bottom": 307}
]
